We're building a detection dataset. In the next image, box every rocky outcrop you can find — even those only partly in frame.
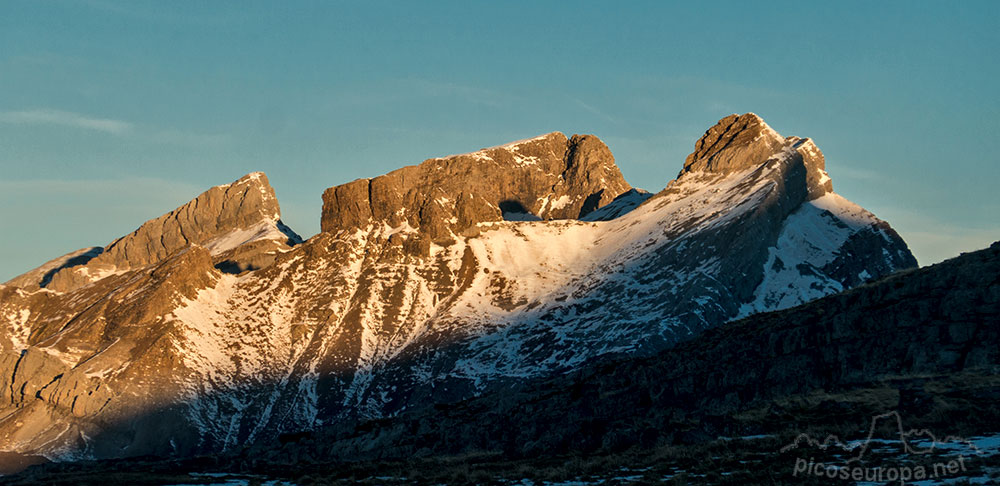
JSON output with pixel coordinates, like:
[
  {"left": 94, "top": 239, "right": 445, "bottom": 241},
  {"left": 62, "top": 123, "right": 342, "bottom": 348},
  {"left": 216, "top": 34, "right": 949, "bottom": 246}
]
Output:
[
  {"left": 7, "top": 172, "right": 300, "bottom": 292},
  {"left": 320, "top": 132, "right": 631, "bottom": 242},
  {"left": 97, "top": 172, "right": 282, "bottom": 268},
  {"left": 0, "top": 245, "right": 224, "bottom": 459},
  {"left": 682, "top": 113, "right": 831, "bottom": 200},
  {"left": 683, "top": 113, "right": 785, "bottom": 174}
]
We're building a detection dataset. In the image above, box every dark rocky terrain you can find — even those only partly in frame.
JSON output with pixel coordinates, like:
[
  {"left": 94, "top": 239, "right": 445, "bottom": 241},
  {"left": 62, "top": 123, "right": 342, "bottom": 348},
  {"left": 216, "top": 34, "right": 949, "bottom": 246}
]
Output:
[{"left": 269, "top": 240, "right": 998, "bottom": 464}]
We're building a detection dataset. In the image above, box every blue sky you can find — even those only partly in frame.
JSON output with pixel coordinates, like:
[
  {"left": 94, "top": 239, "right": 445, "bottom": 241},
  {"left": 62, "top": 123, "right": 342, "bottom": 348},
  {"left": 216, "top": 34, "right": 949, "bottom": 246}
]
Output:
[{"left": 1, "top": 1, "right": 998, "bottom": 280}]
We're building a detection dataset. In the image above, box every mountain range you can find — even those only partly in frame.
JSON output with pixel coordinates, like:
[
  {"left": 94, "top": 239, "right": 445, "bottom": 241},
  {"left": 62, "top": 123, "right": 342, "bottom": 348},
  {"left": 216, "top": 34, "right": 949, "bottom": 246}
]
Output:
[{"left": 0, "top": 113, "right": 919, "bottom": 469}]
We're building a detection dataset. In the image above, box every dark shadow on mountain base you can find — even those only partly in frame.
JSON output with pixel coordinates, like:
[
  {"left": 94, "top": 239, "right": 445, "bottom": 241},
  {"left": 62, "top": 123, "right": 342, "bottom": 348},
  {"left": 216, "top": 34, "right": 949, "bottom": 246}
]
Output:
[
  {"left": 498, "top": 200, "right": 542, "bottom": 221},
  {"left": 577, "top": 189, "right": 605, "bottom": 219},
  {"left": 6, "top": 242, "right": 999, "bottom": 484},
  {"left": 0, "top": 451, "right": 48, "bottom": 476}
]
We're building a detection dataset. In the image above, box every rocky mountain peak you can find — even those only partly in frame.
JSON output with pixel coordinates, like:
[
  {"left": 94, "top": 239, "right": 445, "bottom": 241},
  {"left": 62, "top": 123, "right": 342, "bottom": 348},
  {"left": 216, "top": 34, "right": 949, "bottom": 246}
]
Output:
[
  {"left": 320, "top": 132, "right": 631, "bottom": 244},
  {"left": 680, "top": 113, "right": 832, "bottom": 200},
  {"left": 8, "top": 172, "right": 299, "bottom": 292},
  {"left": 95, "top": 171, "right": 285, "bottom": 268},
  {"left": 682, "top": 113, "right": 784, "bottom": 174}
]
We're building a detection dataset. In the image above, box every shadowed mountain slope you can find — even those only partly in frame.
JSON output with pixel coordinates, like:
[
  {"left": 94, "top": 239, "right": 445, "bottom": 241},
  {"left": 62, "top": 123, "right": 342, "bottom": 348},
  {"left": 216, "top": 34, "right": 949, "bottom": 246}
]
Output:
[{"left": 259, "top": 241, "right": 996, "bottom": 465}]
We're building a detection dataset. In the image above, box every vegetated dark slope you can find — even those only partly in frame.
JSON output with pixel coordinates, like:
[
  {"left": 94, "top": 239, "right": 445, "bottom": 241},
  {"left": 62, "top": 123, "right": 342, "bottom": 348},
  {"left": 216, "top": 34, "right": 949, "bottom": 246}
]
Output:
[{"left": 247, "top": 241, "right": 1000, "bottom": 466}]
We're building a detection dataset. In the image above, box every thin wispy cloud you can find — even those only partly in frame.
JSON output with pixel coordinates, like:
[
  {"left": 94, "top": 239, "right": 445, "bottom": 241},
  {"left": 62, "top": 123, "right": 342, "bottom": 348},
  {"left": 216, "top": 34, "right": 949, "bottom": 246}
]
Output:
[
  {"left": 147, "top": 129, "right": 231, "bottom": 148},
  {"left": 0, "top": 108, "right": 230, "bottom": 148},
  {"left": 0, "top": 108, "right": 132, "bottom": 135},
  {"left": 571, "top": 97, "right": 621, "bottom": 125}
]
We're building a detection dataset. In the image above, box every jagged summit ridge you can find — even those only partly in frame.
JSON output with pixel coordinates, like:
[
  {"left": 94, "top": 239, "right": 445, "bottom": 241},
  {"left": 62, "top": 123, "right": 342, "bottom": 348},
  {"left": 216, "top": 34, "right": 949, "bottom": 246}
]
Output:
[{"left": 320, "top": 132, "right": 631, "bottom": 244}]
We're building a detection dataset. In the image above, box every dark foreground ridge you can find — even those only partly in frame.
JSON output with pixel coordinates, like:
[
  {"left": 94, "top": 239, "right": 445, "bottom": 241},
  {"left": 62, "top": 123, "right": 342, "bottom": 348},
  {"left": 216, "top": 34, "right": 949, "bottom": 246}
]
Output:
[{"left": 9, "top": 241, "right": 998, "bottom": 485}]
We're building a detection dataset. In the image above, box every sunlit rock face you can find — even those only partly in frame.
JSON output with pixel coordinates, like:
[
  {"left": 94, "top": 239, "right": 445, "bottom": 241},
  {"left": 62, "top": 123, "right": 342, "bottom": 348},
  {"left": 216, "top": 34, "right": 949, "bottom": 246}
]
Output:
[
  {"left": 682, "top": 112, "right": 832, "bottom": 199},
  {"left": 7, "top": 172, "right": 301, "bottom": 293},
  {"left": 0, "top": 114, "right": 915, "bottom": 462},
  {"left": 320, "top": 132, "right": 632, "bottom": 242}
]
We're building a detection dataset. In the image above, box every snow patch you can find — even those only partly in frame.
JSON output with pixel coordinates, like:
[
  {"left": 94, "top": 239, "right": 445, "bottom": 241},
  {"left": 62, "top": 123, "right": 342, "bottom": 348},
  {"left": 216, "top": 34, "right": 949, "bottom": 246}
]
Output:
[
  {"left": 203, "top": 220, "right": 295, "bottom": 256},
  {"left": 4, "top": 308, "right": 31, "bottom": 351},
  {"left": 547, "top": 195, "right": 572, "bottom": 211},
  {"left": 435, "top": 133, "right": 556, "bottom": 163}
]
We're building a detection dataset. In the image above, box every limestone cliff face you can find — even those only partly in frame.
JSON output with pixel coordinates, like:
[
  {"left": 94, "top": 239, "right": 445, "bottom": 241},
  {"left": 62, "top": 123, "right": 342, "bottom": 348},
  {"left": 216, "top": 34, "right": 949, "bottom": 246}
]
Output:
[
  {"left": 320, "top": 132, "right": 631, "bottom": 242},
  {"left": 0, "top": 245, "right": 222, "bottom": 459}
]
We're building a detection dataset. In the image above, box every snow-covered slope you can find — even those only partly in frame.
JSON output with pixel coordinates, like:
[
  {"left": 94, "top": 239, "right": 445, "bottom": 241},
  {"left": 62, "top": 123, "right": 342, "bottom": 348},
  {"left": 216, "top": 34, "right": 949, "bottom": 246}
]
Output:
[
  {"left": 0, "top": 113, "right": 916, "bottom": 461},
  {"left": 738, "top": 192, "right": 913, "bottom": 316}
]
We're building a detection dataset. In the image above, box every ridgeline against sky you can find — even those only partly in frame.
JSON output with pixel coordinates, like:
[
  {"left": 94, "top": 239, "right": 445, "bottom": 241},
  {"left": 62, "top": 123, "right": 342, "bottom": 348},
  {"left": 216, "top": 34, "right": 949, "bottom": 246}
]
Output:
[{"left": 1, "top": 2, "right": 998, "bottom": 280}]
